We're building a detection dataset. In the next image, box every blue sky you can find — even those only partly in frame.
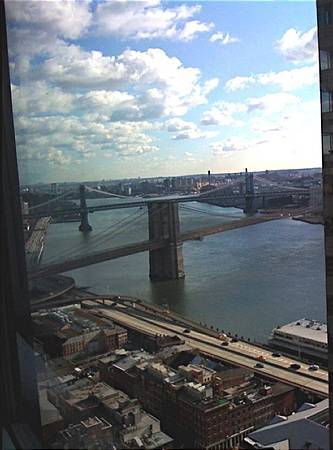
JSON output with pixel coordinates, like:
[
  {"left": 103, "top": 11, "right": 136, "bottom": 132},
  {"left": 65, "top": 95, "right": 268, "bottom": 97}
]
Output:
[{"left": 5, "top": 0, "right": 320, "bottom": 184}]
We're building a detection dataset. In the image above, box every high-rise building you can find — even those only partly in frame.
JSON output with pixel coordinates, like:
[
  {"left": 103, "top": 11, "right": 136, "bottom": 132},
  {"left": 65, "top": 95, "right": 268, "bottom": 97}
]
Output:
[{"left": 317, "top": 1, "right": 333, "bottom": 445}]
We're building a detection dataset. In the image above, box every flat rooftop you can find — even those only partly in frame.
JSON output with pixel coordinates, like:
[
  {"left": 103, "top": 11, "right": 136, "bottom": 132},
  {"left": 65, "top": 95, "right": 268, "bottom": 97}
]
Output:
[{"left": 273, "top": 318, "right": 327, "bottom": 344}]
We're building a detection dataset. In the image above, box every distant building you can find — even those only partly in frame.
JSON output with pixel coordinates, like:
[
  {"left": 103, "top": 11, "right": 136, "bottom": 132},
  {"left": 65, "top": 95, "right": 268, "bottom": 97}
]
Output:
[
  {"left": 39, "top": 388, "right": 64, "bottom": 446},
  {"left": 142, "top": 362, "right": 296, "bottom": 449},
  {"left": 309, "top": 186, "right": 323, "bottom": 209},
  {"left": 32, "top": 306, "right": 127, "bottom": 358},
  {"left": 269, "top": 318, "right": 327, "bottom": 362},
  {"left": 99, "top": 349, "right": 156, "bottom": 399},
  {"left": 52, "top": 416, "right": 114, "bottom": 450},
  {"left": 243, "top": 399, "right": 329, "bottom": 450},
  {"left": 50, "top": 183, "right": 58, "bottom": 195},
  {"left": 99, "top": 354, "right": 296, "bottom": 449},
  {"left": 318, "top": 1, "right": 333, "bottom": 445},
  {"left": 47, "top": 379, "right": 173, "bottom": 449}
]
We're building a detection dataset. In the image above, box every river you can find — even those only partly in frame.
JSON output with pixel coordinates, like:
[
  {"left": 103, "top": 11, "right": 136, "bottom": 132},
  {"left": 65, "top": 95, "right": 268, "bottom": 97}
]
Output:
[{"left": 41, "top": 199, "right": 326, "bottom": 343}]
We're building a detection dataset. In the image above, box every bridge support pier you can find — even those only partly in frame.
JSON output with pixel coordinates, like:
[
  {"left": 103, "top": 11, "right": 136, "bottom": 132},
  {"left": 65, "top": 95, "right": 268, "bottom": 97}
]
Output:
[
  {"left": 79, "top": 184, "right": 92, "bottom": 232},
  {"left": 243, "top": 169, "right": 257, "bottom": 214},
  {"left": 148, "top": 202, "right": 185, "bottom": 281},
  {"left": 244, "top": 196, "right": 257, "bottom": 214},
  {"left": 262, "top": 195, "right": 266, "bottom": 210}
]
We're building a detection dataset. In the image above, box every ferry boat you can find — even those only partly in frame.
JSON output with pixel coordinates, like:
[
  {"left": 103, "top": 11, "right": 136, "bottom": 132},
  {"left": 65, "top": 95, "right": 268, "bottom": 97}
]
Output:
[{"left": 269, "top": 318, "right": 327, "bottom": 363}]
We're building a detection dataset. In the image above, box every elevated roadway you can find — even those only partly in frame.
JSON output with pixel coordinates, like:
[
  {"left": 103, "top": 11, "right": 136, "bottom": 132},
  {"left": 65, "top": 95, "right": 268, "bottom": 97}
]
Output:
[
  {"left": 25, "top": 216, "right": 51, "bottom": 268},
  {"left": 85, "top": 302, "right": 328, "bottom": 397},
  {"left": 28, "top": 239, "right": 166, "bottom": 280}
]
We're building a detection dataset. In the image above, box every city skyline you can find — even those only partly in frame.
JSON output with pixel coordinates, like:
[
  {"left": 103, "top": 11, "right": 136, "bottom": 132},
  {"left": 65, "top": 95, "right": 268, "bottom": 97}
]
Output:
[{"left": 6, "top": 0, "right": 321, "bottom": 184}]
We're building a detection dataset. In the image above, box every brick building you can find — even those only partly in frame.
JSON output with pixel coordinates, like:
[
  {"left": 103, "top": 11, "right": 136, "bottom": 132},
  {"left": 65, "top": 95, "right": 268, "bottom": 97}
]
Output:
[
  {"left": 47, "top": 379, "right": 173, "bottom": 449},
  {"left": 100, "top": 355, "right": 296, "bottom": 449},
  {"left": 32, "top": 306, "right": 127, "bottom": 358}
]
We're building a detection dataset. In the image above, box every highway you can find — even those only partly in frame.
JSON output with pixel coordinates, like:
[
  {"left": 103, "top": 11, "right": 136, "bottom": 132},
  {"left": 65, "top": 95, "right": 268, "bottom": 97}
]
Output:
[
  {"left": 25, "top": 217, "right": 51, "bottom": 268},
  {"left": 86, "top": 302, "right": 328, "bottom": 397},
  {"left": 142, "top": 315, "right": 328, "bottom": 382}
]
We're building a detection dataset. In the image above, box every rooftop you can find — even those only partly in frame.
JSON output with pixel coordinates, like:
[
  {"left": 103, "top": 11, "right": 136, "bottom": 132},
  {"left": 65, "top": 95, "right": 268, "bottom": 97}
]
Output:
[
  {"left": 245, "top": 399, "right": 329, "bottom": 450},
  {"left": 272, "top": 318, "right": 327, "bottom": 344},
  {"left": 39, "top": 388, "right": 63, "bottom": 427}
]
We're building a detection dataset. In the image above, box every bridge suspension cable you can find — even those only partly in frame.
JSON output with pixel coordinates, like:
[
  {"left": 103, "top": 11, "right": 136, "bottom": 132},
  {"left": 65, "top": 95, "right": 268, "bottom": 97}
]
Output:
[
  {"left": 44, "top": 209, "right": 147, "bottom": 264},
  {"left": 36, "top": 202, "right": 172, "bottom": 266},
  {"left": 28, "top": 190, "right": 75, "bottom": 211},
  {"left": 84, "top": 185, "right": 129, "bottom": 199},
  {"left": 179, "top": 204, "right": 243, "bottom": 219}
]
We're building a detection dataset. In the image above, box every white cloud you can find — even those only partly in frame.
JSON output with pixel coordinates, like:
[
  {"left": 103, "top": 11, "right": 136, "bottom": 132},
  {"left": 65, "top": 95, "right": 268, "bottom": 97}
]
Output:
[
  {"left": 210, "top": 31, "right": 239, "bottom": 45},
  {"left": 20, "top": 147, "right": 72, "bottom": 166},
  {"left": 35, "top": 46, "right": 218, "bottom": 117},
  {"left": 165, "top": 118, "right": 209, "bottom": 139},
  {"left": 11, "top": 40, "right": 219, "bottom": 122},
  {"left": 224, "top": 75, "right": 256, "bottom": 92},
  {"left": 5, "top": 0, "right": 92, "bottom": 39},
  {"left": 14, "top": 113, "right": 160, "bottom": 165},
  {"left": 225, "top": 64, "right": 318, "bottom": 92},
  {"left": 178, "top": 20, "right": 214, "bottom": 41},
  {"left": 209, "top": 99, "right": 321, "bottom": 170},
  {"left": 246, "top": 92, "right": 300, "bottom": 114},
  {"left": 211, "top": 138, "right": 249, "bottom": 155},
  {"left": 201, "top": 101, "right": 246, "bottom": 126},
  {"left": 94, "top": 1, "right": 212, "bottom": 41},
  {"left": 11, "top": 82, "right": 74, "bottom": 115},
  {"left": 276, "top": 27, "right": 318, "bottom": 64},
  {"left": 256, "top": 65, "right": 318, "bottom": 91}
]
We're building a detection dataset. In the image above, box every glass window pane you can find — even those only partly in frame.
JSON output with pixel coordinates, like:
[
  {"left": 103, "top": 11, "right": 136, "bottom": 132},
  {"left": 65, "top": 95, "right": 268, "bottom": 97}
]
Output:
[
  {"left": 3, "top": 1, "right": 328, "bottom": 449},
  {"left": 321, "top": 91, "right": 333, "bottom": 112},
  {"left": 320, "top": 50, "right": 331, "bottom": 70},
  {"left": 323, "top": 134, "right": 332, "bottom": 153},
  {"left": 318, "top": 5, "right": 331, "bottom": 26}
]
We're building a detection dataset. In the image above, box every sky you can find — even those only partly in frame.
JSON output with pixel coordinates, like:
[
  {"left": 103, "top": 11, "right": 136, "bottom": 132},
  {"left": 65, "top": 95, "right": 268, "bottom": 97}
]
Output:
[{"left": 5, "top": 0, "right": 321, "bottom": 184}]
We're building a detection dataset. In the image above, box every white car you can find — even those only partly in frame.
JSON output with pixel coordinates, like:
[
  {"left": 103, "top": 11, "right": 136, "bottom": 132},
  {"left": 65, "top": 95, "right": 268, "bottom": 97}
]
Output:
[{"left": 308, "top": 364, "right": 319, "bottom": 371}]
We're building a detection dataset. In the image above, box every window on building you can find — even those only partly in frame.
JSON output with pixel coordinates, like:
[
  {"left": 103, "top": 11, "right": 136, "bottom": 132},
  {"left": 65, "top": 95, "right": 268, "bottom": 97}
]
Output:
[
  {"left": 320, "top": 50, "right": 332, "bottom": 70},
  {"left": 321, "top": 91, "right": 333, "bottom": 112},
  {"left": 323, "top": 134, "right": 333, "bottom": 154},
  {"left": 318, "top": 4, "right": 332, "bottom": 25}
]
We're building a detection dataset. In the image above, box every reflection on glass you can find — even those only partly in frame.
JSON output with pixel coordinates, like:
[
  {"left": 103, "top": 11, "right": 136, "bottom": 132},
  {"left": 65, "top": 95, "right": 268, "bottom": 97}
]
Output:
[{"left": 4, "top": 0, "right": 327, "bottom": 449}]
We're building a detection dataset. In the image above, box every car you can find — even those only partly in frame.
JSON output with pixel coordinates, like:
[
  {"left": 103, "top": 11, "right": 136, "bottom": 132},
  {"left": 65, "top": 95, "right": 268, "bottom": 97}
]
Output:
[
  {"left": 231, "top": 338, "right": 239, "bottom": 343},
  {"left": 221, "top": 341, "right": 229, "bottom": 346},
  {"left": 272, "top": 352, "right": 281, "bottom": 357},
  {"left": 308, "top": 364, "right": 319, "bottom": 371},
  {"left": 255, "top": 363, "right": 264, "bottom": 368},
  {"left": 256, "top": 355, "right": 265, "bottom": 362},
  {"left": 183, "top": 329, "right": 191, "bottom": 333},
  {"left": 289, "top": 363, "right": 301, "bottom": 370}
]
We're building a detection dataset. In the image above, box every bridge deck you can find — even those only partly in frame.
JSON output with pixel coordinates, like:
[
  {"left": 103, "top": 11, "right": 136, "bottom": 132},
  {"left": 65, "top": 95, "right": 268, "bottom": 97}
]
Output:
[
  {"left": 23, "top": 189, "right": 310, "bottom": 220},
  {"left": 28, "top": 215, "right": 282, "bottom": 280}
]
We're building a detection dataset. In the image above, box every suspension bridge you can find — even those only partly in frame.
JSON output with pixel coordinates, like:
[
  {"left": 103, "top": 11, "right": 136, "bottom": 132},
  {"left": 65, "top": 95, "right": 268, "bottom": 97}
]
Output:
[{"left": 25, "top": 170, "right": 318, "bottom": 282}]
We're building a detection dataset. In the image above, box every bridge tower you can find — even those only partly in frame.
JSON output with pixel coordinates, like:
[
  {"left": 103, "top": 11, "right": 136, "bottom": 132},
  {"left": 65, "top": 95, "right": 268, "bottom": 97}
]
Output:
[
  {"left": 148, "top": 202, "right": 185, "bottom": 281},
  {"left": 79, "top": 184, "right": 92, "bottom": 232},
  {"left": 244, "top": 168, "right": 257, "bottom": 214}
]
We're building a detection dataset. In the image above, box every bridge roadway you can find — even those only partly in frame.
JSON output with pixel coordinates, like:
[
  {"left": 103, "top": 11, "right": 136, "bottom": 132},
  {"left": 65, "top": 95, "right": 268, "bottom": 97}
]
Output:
[
  {"left": 28, "top": 214, "right": 282, "bottom": 280},
  {"left": 86, "top": 302, "right": 328, "bottom": 397},
  {"left": 25, "top": 216, "right": 51, "bottom": 269},
  {"left": 23, "top": 189, "right": 310, "bottom": 220}
]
